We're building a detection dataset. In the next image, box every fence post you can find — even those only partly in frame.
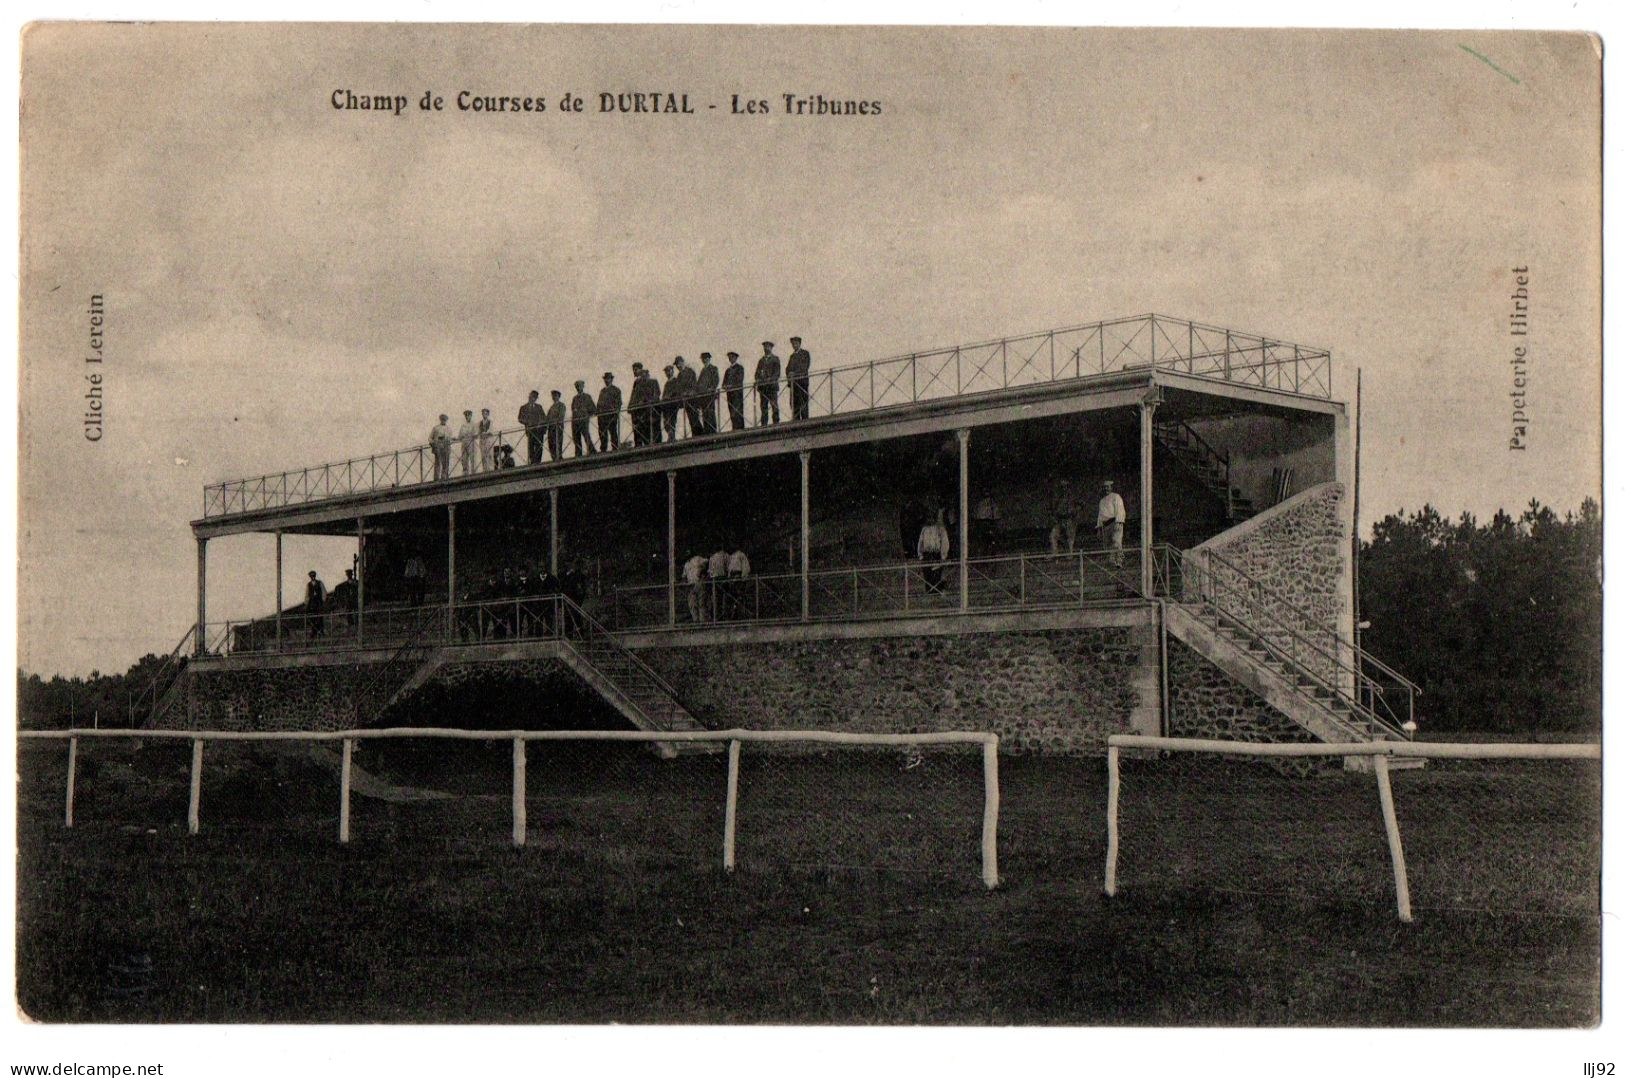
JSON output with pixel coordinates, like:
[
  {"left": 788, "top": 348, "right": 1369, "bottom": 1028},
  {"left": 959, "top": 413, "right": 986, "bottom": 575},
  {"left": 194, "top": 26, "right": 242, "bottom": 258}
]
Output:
[
  {"left": 981, "top": 738, "right": 1001, "bottom": 889},
  {"left": 1104, "top": 744, "right": 1120, "bottom": 896},
  {"left": 512, "top": 737, "right": 527, "bottom": 847},
  {"left": 187, "top": 738, "right": 204, "bottom": 835},
  {"left": 1373, "top": 755, "right": 1414, "bottom": 923},
  {"left": 339, "top": 737, "right": 354, "bottom": 843},
  {"left": 723, "top": 739, "right": 741, "bottom": 872},
  {"left": 65, "top": 736, "right": 78, "bottom": 828}
]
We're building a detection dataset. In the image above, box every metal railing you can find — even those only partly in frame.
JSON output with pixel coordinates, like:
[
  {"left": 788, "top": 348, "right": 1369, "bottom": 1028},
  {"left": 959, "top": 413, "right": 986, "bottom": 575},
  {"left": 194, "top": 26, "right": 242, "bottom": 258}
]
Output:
[
  {"left": 1176, "top": 547, "right": 1417, "bottom": 739},
  {"left": 202, "top": 315, "right": 1334, "bottom": 517},
  {"left": 132, "top": 626, "right": 198, "bottom": 726},
  {"left": 607, "top": 547, "right": 1152, "bottom": 630}
]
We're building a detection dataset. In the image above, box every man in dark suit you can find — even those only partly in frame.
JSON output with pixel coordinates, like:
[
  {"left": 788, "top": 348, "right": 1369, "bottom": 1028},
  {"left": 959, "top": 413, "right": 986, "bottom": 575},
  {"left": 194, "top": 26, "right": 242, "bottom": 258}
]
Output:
[
  {"left": 755, "top": 342, "right": 781, "bottom": 425},
  {"left": 570, "top": 380, "right": 597, "bottom": 456},
  {"left": 723, "top": 352, "right": 747, "bottom": 431},
  {"left": 596, "top": 372, "right": 622, "bottom": 452},
  {"left": 660, "top": 364, "right": 682, "bottom": 442},
  {"left": 518, "top": 390, "right": 547, "bottom": 466},
  {"left": 674, "top": 356, "right": 702, "bottom": 437},
  {"left": 696, "top": 353, "right": 720, "bottom": 434},
  {"left": 787, "top": 336, "right": 812, "bottom": 421},
  {"left": 628, "top": 362, "right": 659, "bottom": 446}
]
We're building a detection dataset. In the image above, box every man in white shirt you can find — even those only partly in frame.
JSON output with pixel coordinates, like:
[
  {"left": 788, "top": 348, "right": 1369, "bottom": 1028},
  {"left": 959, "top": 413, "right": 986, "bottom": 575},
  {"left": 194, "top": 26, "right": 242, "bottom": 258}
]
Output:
[
  {"left": 430, "top": 415, "right": 453, "bottom": 481},
  {"left": 726, "top": 548, "right": 752, "bottom": 620},
  {"left": 917, "top": 509, "right": 951, "bottom": 594},
  {"left": 1097, "top": 479, "right": 1127, "bottom": 566},
  {"left": 682, "top": 553, "right": 708, "bottom": 623},
  {"left": 458, "top": 410, "right": 479, "bottom": 476}
]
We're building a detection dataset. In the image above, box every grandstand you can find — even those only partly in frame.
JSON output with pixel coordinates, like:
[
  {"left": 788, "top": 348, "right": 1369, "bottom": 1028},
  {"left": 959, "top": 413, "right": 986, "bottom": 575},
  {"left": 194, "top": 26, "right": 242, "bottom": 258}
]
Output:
[{"left": 149, "top": 314, "right": 1419, "bottom": 755}]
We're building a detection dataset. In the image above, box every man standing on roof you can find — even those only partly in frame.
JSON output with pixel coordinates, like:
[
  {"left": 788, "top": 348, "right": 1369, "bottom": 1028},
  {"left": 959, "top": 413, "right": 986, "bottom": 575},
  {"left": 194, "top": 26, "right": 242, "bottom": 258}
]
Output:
[
  {"left": 675, "top": 356, "right": 702, "bottom": 438},
  {"left": 755, "top": 341, "right": 781, "bottom": 425},
  {"left": 478, "top": 408, "right": 495, "bottom": 472},
  {"left": 723, "top": 352, "right": 747, "bottom": 431},
  {"left": 519, "top": 390, "right": 547, "bottom": 466},
  {"left": 596, "top": 371, "right": 622, "bottom": 452},
  {"left": 430, "top": 414, "right": 453, "bottom": 481},
  {"left": 570, "top": 380, "right": 597, "bottom": 456},
  {"left": 660, "top": 363, "right": 682, "bottom": 442},
  {"left": 1097, "top": 479, "right": 1127, "bottom": 567},
  {"left": 545, "top": 390, "right": 567, "bottom": 462},
  {"left": 787, "top": 336, "right": 812, "bottom": 421},
  {"left": 628, "top": 362, "right": 658, "bottom": 447},
  {"left": 697, "top": 353, "right": 720, "bottom": 435}
]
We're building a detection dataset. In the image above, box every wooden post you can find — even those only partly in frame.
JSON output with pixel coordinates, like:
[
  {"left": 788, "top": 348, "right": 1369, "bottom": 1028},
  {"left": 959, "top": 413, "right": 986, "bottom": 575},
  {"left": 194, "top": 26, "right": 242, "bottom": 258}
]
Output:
[
  {"left": 274, "top": 530, "right": 283, "bottom": 650},
  {"left": 65, "top": 736, "right": 78, "bottom": 828},
  {"left": 957, "top": 428, "right": 970, "bottom": 612},
  {"left": 1104, "top": 745, "right": 1120, "bottom": 895},
  {"left": 187, "top": 738, "right": 204, "bottom": 835},
  {"left": 195, "top": 538, "right": 207, "bottom": 656},
  {"left": 799, "top": 452, "right": 811, "bottom": 621},
  {"left": 512, "top": 737, "right": 527, "bottom": 847},
  {"left": 1374, "top": 756, "right": 1413, "bottom": 923},
  {"left": 723, "top": 739, "right": 741, "bottom": 872},
  {"left": 980, "top": 738, "right": 1000, "bottom": 889},
  {"left": 549, "top": 488, "right": 560, "bottom": 576},
  {"left": 356, "top": 516, "right": 366, "bottom": 647},
  {"left": 339, "top": 737, "right": 354, "bottom": 843},
  {"left": 667, "top": 471, "right": 677, "bottom": 627}
]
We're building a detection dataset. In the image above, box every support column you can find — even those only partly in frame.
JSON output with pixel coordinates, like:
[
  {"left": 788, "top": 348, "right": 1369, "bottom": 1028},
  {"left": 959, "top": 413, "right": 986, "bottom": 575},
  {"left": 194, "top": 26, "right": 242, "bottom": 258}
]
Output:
[
  {"left": 274, "top": 530, "right": 283, "bottom": 650},
  {"left": 799, "top": 451, "right": 811, "bottom": 621},
  {"left": 1139, "top": 392, "right": 1160, "bottom": 598},
  {"left": 667, "top": 471, "right": 677, "bottom": 627},
  {"left": 957, "top": 428, "right": 970, "bottom": 612},
  {"left": 549, "top": 488, "right": 560, "bottom": 576},
  {"left": 355, "top": 516, "right": 366, "bottom": 646},
  {"left": 446, "top": 504, "right": 457, "bottom": 632},
  {"left": 195, "top": 537, "right": 207, "bottom": 656}
]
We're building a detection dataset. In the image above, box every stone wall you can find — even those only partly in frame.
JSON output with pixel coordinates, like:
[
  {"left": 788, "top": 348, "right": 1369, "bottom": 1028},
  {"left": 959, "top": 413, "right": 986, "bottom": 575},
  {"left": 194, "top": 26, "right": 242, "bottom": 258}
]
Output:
[
  {"left": 1188, "top": 481, "right": 1348, "bottom": 682},
  {"left": 1165, "top": 638, "right": 1324, "bottom": 775},
  {"left": 640, "top": 627, "right": 1148, "bottom": 754},
  {"left": 171, "top": 663, "right": 376, "bottom": 732}
]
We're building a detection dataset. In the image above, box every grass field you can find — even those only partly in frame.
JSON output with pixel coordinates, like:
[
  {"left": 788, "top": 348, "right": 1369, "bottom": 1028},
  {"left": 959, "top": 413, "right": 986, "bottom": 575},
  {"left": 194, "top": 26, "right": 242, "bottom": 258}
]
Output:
[{"left": 14, "top": 738, "right": 1600, "bottom": 1025}]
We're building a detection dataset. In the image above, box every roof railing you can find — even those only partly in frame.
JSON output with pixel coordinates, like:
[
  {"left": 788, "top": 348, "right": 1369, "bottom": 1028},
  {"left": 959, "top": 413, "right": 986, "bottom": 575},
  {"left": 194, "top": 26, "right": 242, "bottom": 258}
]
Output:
[{"left": 202, "top": 314, "right": 1333, "bottom": 518}]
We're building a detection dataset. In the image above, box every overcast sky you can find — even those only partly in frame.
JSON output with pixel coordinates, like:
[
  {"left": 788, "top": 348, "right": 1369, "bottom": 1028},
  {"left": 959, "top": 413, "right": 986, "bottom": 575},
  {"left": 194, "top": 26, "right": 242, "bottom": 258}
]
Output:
[{"left": 19, "top": 24, "right": 1601, "bottom": 676}]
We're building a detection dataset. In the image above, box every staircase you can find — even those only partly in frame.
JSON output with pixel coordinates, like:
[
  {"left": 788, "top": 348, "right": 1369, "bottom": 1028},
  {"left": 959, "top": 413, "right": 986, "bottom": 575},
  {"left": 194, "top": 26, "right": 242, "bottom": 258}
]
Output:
[
  {"left": 553, "top": 596, "right": 714, "bottom": 756},
  {"left": 1154, "top": 417, "right": 1254, "bottom": 523},
  {"left": 351, "top": 619, "right": 446, "bottom": 726},
  {"left": 135, "top": 627, "right": 197, "bottom": 728},
  {"left": 1164, "top": 547, "right": 1419, "bottom": 761}
]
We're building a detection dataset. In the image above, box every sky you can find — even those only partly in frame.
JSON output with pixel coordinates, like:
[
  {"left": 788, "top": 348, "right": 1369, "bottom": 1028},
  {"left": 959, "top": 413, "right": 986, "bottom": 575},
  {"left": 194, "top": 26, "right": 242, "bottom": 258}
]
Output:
[{"left": 18, "top": 25, "right": 1602, "bottom": 676}]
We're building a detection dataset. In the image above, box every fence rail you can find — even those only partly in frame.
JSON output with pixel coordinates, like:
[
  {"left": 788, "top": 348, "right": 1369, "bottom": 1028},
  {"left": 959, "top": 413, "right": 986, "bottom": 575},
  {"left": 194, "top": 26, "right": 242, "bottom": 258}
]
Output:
[
  {"left": 202, "top": 314, "right": 1334, "bottom": 517},
  {"left": 1104, "top": 735, "right": 1601, "bottom": 922},
  {"left": 21, "top": 726, "right": 1001, "bottom": 889}
]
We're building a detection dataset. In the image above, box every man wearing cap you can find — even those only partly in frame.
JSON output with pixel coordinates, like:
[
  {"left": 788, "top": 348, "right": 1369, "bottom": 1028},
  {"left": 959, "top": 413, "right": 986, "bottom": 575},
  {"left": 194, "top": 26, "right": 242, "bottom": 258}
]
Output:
[
  {"left": 518, "top": 390, "right": 547, "bottom": 466},
  {"left": 722, "top": 352, "right": 747, "bottom": 431},
  {"left": 429, "top": 414, "right": 453, "bottom": 481},
  {"left": 787, "top": 336, "right": 812, "bottom": 421},
  {"left": 626, "top": 363, "right": 651, "bottom": 446},
  {"left": 755, "top": 341, "right": 781, "bottom": 425},
  {"left": 696, "top": 353, "right": 720, "bottom": 435},
  {"left": 596, "top": 372, "right": 622, "bottom": 452},
  {"left": 1097, "top": 479, "right": 1127, "bottom": 566},
  {"left": 570, "top": 380, "right": 597, "bottom": 456},
  {"left": 660, "top": 363, "right": 682, "bottom": 442},
  {"left": 478, "top": 408, "right": 496, "bottom": 472},
  {"left": 545, "top": 390, "right": 567, "bottom": 462},
  {"left": 675, "top": 356, "right": 702, "bottom": 438}
]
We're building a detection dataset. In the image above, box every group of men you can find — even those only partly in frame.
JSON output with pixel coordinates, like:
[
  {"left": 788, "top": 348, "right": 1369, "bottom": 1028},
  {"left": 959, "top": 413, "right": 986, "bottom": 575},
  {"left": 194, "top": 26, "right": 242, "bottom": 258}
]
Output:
[
  {"left": 680, "top": 547, "right": 754, "bottom": 623},
  {"left": 457, "top": 563, "right": 588, "bottom": 642},
  {"left": 300, "top": 568, "right": 360, "bottom": 638},
  {"left": 426, "top": 338, "right": 815, "bottom": 479},
  {"left": 1050, "top": 478, "right": 1127, "bottom": 562}
]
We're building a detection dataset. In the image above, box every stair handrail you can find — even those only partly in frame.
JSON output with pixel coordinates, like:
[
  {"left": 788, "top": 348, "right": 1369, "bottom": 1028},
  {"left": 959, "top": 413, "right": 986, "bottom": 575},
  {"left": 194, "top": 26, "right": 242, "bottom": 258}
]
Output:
[
  {"left": 133, "top": 626, "right": 198, "bottom": 726},
  {"left": 1155, "top": 418, "right": 1235, "bottom": 517},
  {"left": 1182, "top": 547, "right": 1414, "bottom": 740},
  {"left": 555, "top": 594, "right": 699, "bottom": 718},
  {"left": 351, "top": 611, "right": 444, "bottom": 724}
]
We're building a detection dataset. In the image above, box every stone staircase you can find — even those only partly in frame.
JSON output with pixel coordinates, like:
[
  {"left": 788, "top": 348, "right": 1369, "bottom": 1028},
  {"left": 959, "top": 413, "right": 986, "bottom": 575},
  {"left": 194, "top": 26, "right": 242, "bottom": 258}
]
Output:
[{"left": 1154, "top": 417, "right": 1255, "bottom": 523}]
